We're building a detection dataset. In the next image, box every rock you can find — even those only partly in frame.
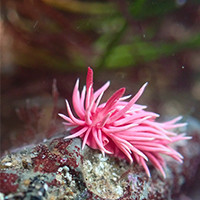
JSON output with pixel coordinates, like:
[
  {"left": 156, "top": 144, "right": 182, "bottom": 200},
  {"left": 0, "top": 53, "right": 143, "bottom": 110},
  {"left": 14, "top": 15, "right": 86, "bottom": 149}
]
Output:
[{"left": 0, "top": 118, "right": 199, "bottom": 200}]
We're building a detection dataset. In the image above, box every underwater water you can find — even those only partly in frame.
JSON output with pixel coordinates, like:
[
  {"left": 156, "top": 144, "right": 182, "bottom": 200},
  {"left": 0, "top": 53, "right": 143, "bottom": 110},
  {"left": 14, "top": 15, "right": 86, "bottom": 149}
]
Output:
[{"left": 1, "top": 0, "right": 200, "bottom": 199}]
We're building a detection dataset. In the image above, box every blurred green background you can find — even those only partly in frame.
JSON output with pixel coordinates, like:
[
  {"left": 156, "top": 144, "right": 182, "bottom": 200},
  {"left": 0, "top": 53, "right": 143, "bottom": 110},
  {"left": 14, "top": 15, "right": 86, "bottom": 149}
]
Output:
[{"left": 1, "top": 0, "right": 200, "bottom": 152}]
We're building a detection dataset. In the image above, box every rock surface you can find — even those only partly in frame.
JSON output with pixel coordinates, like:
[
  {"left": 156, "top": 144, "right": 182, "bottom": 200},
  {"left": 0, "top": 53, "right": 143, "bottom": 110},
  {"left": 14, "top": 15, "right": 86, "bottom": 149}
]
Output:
[{"left": 0, "top": 118, "right": 200, "bottom": 200}]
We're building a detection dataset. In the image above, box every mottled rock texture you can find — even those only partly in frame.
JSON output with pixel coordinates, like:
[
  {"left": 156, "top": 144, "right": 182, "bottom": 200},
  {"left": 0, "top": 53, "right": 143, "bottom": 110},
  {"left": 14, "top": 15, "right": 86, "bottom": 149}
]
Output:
[{"left": 0, "top": 118, "right": 199, "bottom": 200}]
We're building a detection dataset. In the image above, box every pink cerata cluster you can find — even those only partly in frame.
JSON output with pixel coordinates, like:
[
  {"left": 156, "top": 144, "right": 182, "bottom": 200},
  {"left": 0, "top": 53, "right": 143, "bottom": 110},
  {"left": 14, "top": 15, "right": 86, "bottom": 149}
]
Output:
[{"left": 59, "top": 67, "right": 191, "bottom": 178}]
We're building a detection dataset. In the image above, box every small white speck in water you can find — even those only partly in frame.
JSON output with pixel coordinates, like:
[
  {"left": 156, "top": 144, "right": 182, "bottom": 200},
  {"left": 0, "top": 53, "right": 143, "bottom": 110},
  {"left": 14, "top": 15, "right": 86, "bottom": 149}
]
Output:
[{"left": 33, "top": 21, "right": 38, "bottom": 28}]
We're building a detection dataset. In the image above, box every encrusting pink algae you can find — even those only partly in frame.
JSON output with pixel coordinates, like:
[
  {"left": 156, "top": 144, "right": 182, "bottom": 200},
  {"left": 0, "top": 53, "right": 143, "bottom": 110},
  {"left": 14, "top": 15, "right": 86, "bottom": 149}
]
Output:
[{"left": 59, "top": 67, "right": 191, "bottom": 178}]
